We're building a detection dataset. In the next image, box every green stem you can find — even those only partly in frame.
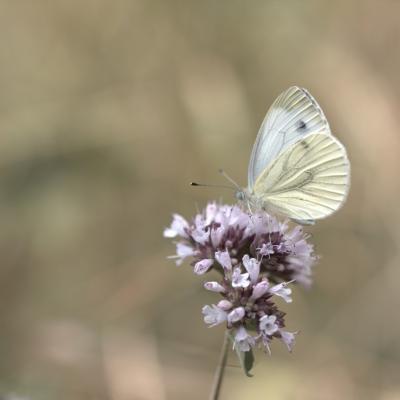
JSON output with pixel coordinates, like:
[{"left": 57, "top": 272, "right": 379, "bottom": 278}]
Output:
[{"left": 209, "top": 331, "right": 229, "bottom": 400}]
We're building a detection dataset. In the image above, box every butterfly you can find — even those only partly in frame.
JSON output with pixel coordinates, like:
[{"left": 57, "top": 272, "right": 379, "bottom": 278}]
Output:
[{"left": 236, "top": 86, "right": 350, "bottom": 225}]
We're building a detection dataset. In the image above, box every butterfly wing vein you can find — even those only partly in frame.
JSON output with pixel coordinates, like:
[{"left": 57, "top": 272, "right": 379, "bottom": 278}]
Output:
[
  {"left": 252, "top": 133, "right": 350, "bottom": 221},
  {"left": 248, "top": 86, "right": 331, "bottom": 188}
]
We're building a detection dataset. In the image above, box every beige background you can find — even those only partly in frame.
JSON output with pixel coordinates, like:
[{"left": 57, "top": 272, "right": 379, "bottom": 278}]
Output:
[{"left": 0, "top": 1, "right": 399, "bottom": 399}]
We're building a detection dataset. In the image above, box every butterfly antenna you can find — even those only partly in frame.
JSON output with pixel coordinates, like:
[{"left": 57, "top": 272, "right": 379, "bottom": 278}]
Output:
[
  {"left": 190, "top": 181, "right": 235, "bottom": 191},
  {"left": 218, "top": 169, "right": 242, "bottom": 191}
]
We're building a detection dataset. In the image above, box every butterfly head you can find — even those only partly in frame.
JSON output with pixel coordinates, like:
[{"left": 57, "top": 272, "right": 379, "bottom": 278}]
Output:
[
  {"left": 235, "top": 190, "right": 246, "bottom": 202},
  {"left": 235, "top": 188, "right": 256, "bottom": 211}
]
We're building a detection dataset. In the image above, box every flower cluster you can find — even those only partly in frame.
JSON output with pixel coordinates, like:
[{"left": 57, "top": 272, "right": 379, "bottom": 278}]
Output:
[
  {"left": 201, "top": 250, "right": 296, "bottom": 353},
  {"left": 164, "top": 203, "right": 316, "bottom": 286},
  {"left": 164, "top": 202, "right": 317, "bottom": 354}
]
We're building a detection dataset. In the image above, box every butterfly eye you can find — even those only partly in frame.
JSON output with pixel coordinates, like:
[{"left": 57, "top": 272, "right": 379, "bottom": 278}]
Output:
[{"left": 235, "top": 191, "right": 245, "bottom": 201}]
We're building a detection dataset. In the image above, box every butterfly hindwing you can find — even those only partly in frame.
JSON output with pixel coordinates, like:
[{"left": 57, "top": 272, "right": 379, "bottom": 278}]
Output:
[
  {"left": 252, "top": 133, "right": 350, "bottom": 221},
  {"left": 248, "top": 86, "right": 331, "bottom": 188}
]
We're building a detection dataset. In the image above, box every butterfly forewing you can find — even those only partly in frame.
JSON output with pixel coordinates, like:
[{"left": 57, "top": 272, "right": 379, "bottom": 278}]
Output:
[
  {"left": 248, "top": 87, "right": 331, "bottom": 188},
  {"left": 252, "top": 133, "right": 350, "bottom": 221}
]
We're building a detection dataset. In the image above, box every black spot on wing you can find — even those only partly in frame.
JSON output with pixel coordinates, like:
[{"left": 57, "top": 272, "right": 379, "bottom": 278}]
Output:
[{"left": 297, "top": 120, "right": 307, "bottom": 131}]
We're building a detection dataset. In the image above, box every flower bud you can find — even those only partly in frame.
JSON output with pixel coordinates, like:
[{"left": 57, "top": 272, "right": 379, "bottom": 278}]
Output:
[
  {"left": 215, "top": 250, "right": 232, "bottom": 272},
  {"left": 217, "top": 300, "right": 233, "bottom": 311},
  {"left": 250, "top": 280, "right": 269, "bottom": 300},
  {"left": 193, "top": 259, "right": 213, "bottom": 275},
  {"left": 228, "top": 307, "right": 245, "bottom": 324},
  {"left": 204, "top": 281, "right": 225, "bottom": 293}
]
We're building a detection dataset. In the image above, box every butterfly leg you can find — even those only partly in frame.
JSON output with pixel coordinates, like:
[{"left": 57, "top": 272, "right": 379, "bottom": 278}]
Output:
[{"left": 245, "top": 198, "right": 254, "bottom": 215}]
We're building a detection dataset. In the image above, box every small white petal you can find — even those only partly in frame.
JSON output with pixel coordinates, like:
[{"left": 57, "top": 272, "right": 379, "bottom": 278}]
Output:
[
  {"left": 194, "top": 214, "right": 205, "bottom": 229},
  {"left": 232, "top": 267, "right": 250, "bottom": 288},
  {"left": 215, "top": 250, "right": 232, "bottom": 272},
  {"left": 205, "top": 202, "right": 218, "bottom": 225},
  {"left": 233, "top": 326, "right": 255, "bottom": 352},
  {"left": 176, "top": 243, "right": 194, "bottom": 257},
  {"left": 191, "top": 228, "right": 210, "bottom": 245},
  {"left": 163, "top": 227, "right": 177, "bottom": 237},
  {"left": 270, "top": 282, "right": 293, "bottom": 303},
  {"left": 163, "top": 214, "right": 189, "bottom": 238},
  {"left": 210, "top": 226, "right": 225, "bottom": 248},
  {"left": 202, "top": 305, "right": 227, "bottom": 327},
  {"left": 170, "top": 243, "right": 195, "bottom": 266},
  {"left": 259, "top": 315, "right": 279, "bottom": 335},
  {"left": 242, "top": 255, "right": 260, "bottom": 284},
  {"left": 232, "top": 206, "right": 252, "bottom": 228},
  {"left": 280, "top": 330, "right": 297, "bottom": 352}
]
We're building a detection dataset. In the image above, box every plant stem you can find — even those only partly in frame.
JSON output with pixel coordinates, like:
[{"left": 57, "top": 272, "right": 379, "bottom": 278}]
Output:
[{"left": 209, "top": 331, "right": 229, "bottom": 400}]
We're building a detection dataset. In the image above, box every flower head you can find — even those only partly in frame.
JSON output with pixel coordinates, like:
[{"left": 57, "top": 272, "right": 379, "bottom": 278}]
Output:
[
  {"left": 164, "top": 203, "right": 316, "bottom": 286},
  {"left": 164, "top": 202, "right": 316, "bottom": 355}
]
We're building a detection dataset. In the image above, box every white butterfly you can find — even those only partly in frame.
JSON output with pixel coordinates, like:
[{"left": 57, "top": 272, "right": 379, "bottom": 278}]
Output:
[{"left": 237, "top": 86, "right": 350, "bottom": 224}]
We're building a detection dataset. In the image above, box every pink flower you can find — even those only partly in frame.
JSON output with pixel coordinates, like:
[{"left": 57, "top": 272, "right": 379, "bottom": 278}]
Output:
[
  {"left": 231, "top": 267, "right": 250, "bottom": 288},
  {"left": 215, "top": 250, "right": 232, "bottom": 272},
  {"left": 250, "top": 280, "right": 269, "bottom": 300},
  {"left": 242, "top": 255, "right": 260, "bottom": 284},
  {"left": 210, "top": 226, "right": 225, "bottom": 247},
  {"left": 234, "top": 326, "right": 255, "bottom": 352},
  {"left": 168, "top": 243, "right": 195, "bottom": 266},
  {"left": 270, "top": 282, "right": 293, "bottom": 303},
  {"left": 202, "top": 305, "right": 227, "bottom": 327},
  {"left": 163, "top": 214, "right": 189, "bottom": 238},
  {"left": 280, "top": 330, "right": 297, "bottom": 352},
  {"left": 259, "top": 315, "right": 279, "bottom": 335}
]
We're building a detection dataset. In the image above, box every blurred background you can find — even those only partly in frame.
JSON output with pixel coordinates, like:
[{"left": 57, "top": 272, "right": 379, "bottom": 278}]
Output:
[{"left": 0, "top": 1, "right": 399, "bottom": 399}]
